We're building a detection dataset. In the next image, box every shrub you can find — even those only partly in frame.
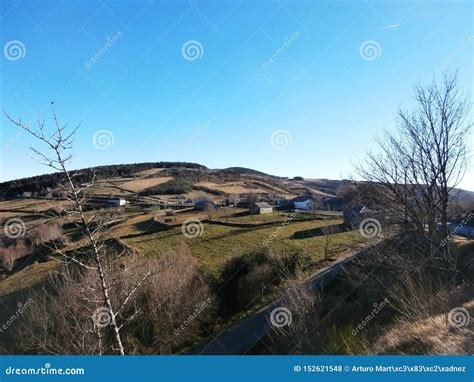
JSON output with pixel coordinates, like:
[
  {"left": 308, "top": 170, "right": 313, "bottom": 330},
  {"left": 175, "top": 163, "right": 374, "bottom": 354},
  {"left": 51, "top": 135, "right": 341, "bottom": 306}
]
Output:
[
  {"left": 14, "top": 245, "right": 215, "bottom": 354},
  {"left": 218, "top": 248, "right": 310, "bottom": 316}
]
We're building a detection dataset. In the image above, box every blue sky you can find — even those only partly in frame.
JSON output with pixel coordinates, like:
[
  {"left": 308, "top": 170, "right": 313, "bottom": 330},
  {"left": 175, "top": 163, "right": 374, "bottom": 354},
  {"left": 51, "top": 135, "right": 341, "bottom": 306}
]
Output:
[{"left": 1, "top": 0, "right": 473, "bottom": 190}]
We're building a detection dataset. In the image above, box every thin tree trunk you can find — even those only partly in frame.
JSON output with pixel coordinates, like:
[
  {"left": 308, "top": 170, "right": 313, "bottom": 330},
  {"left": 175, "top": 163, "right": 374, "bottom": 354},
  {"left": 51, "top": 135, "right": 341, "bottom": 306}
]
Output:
[{"left": 61, "top": 164, "right": 125, "bottom": 355}]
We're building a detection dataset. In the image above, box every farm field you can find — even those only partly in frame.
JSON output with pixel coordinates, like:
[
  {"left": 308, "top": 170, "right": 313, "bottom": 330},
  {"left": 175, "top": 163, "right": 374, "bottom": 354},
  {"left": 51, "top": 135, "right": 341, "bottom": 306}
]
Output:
[
  {"left": 0, "top": 206, "right": 358, "bottom": 298},
  {"left": 0, "top": 259, "right": 60, "bottom": 298},
  {"left": 124, "top": 218, "right": 364, "bottom": 280},
  {"left": 119, "top": 176, "right": 173, "bottom": 192},
  {"left": 0, "top": 199, "right": 77, "bottom": 222},
  {"left": 106, "top": 213, "right": 167, "bottom": 237},
  {"left": 0, "top": 198, "right": 75, "bottom": 212},
  {"left": 133, "top": 168, "right": 166, "bottom": 177},
  {"left": 81, "top": 183, "right": 133, "bottom": 195},
  {"left": 214, "top": 210, "right": 339, "bottom": 223}
]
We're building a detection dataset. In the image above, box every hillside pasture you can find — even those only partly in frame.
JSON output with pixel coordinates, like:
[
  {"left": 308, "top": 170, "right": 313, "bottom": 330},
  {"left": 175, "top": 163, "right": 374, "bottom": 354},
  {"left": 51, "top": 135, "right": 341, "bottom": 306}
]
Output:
[
  {"left": 106, "top": 213, "right": 169, "bottom": 237},
  {"left": 118, "top": 176, "right": 173, "bottom": 192},
  {"left": 195, "top": 181, "right": 267, "bottom": 194},
  {"left": 124, "top": 218, "right": 364, "bottom": 280},
  {"left": 133, "top": 168, "right": 166, "bottom": 177},
  {"left": 81, "top": 182, "right": 133, "bottom": 195},
  {"left": 214, "top": 210, "right": 337, "bottom": 224}
]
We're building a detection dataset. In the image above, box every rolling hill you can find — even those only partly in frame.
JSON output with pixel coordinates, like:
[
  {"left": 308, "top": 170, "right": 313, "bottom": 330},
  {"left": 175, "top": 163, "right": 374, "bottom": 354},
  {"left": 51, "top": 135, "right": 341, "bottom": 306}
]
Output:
[{"left": 0, "top": 162, "right": 350, "bottom": 201}]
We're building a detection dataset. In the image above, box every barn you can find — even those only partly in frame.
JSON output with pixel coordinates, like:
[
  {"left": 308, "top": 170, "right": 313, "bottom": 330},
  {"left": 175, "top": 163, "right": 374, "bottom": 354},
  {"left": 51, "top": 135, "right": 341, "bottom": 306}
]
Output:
[{"left": 249, "top": 202, "right": 273, "bottom": 214}]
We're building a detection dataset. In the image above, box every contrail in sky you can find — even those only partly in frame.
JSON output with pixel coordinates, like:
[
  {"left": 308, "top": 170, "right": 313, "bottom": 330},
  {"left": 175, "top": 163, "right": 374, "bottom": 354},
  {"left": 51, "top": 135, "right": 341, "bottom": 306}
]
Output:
[{"left": 378, "top": 24, "right": 400, "bottom": 30}]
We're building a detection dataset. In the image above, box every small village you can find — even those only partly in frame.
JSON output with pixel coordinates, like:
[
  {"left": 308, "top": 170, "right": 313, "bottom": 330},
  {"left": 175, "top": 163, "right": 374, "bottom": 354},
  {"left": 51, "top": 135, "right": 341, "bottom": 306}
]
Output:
[{"left": 0, "top": 0, "right": 472, "bottom": 375}]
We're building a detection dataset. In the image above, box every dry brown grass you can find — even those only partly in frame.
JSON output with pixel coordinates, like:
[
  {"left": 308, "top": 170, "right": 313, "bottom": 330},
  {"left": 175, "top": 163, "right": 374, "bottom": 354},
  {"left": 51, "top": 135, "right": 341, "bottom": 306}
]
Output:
[
  {"left": 0, "top": 199, "right": 75, "bottom": 212},
  {"left": 374, "top": 288, "right": 473, "bottom": 355},
  {"left": 13, "top": 246, "right": 214, "bottom": 355},
  {"left": 0, "top": 211, "right": 29, "bottom": 220},
  {"left": 119, "top": 176, "right": 173, "bottom": 192},
  {"left": 183, "top": 191, "right": 220, "bottom": 201},
  {"left": 195, "top": 181, "right": 266, "bottom": 194}
]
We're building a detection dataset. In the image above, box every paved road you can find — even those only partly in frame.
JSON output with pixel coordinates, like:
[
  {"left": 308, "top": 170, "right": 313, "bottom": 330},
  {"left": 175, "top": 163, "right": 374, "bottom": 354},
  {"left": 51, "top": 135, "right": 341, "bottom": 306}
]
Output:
[{"left": 188, "top": 245, "right": 371, "bottom": 355}]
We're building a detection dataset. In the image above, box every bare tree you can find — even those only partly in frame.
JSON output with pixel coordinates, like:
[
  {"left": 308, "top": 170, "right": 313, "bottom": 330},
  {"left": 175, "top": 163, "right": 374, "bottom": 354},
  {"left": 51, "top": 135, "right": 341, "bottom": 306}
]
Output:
[
  {"left": 268, "top": 277, "right": 321, "bottom": 354},
  {"left": 358, "top": 73, "right": 472, "bottom": 266},
  {"left": 226, "top": 193, "right": 239, "bottom": 207},
  {"left": 16, "top": 246, "right": 214, "bottom": 355},
  {"left": 246, "top": 192, "right": 258, "bottom": 206},
  {"left": 4, "top": 104, "right": 160, "bottom": 354},
  {"left": 203, "top": 202, "right": 215, "bottom": 220}
]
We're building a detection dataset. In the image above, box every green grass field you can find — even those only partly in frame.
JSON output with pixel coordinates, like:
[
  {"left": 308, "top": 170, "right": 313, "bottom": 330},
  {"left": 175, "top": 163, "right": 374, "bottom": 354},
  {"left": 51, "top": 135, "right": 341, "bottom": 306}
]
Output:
[
  {"left": 124, "top": 218, "right": 365, "bottom": 280},
  {"left": 0, "top": 208, "right": 363, "bottom": 300},
  {"left": 215, "top": 210, "right": 339, "bottom": 223},
  {"left": 0, "top": 260, "right": 60, "bottom": 297}
]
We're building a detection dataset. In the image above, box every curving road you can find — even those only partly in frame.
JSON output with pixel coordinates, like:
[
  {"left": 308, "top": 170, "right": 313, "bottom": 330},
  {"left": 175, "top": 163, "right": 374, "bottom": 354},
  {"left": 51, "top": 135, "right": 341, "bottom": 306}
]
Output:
[{"left": 188, "top": 244, "right": 372, "bottom": 355}]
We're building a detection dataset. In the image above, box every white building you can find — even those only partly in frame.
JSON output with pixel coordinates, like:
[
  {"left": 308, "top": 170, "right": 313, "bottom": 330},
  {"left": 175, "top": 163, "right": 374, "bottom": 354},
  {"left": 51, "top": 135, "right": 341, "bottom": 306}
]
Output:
[
  {"left": 108, "top": 197, "right": 127, "bottom": 207},
  {"left": 293, "top": 198, "right": 315, "bottom": 211}
]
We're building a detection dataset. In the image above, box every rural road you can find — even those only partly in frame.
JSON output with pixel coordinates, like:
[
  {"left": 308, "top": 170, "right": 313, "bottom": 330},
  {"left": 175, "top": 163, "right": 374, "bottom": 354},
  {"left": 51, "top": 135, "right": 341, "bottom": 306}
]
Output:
[{"left": 188, "top": 244, "right": 372, "bottom": 355}]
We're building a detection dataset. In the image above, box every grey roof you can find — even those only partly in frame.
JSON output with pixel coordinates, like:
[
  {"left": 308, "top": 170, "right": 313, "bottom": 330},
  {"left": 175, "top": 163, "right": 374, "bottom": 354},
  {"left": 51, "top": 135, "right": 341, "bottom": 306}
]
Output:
[
  {"left": 291, "top": 195, "right": 315, "bottom": 202},
  {"left": 322, "top": 195, "right": 343, "bottom": 201},
  {"left": 253, "top": 202, "right": 272, "bottom": 208}
]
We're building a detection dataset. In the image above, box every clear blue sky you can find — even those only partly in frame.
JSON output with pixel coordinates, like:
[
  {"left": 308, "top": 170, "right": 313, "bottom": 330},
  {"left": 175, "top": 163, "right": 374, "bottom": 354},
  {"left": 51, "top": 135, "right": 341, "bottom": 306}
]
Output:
[{"left": 1, "top": 0, "right": 473, "bottom": 190}]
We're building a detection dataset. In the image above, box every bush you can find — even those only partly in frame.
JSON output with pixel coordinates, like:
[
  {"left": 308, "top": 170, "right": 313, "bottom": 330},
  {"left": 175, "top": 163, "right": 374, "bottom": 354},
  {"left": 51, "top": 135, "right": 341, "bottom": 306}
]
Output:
[
  {"left": 29, "top": 222, "right": 62, "bottom": 245},
  {"left": 128, "top": 246, "right": 215, "bottom": 353},
  {"left": 218, "top": 248, "right": 310, "bottom": 316},
  {"left": 14, "top": 245, "right": 215, "bottom": 355},
  {"left": 0, "top": 241, "right": 32, "bottom": 271}
]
